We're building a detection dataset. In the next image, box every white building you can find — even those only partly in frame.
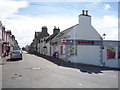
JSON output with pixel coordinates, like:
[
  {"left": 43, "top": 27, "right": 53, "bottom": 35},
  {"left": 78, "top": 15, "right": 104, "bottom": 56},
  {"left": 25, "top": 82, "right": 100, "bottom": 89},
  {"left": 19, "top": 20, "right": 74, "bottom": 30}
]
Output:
[
  {"left": 45, "top": 26, "right": 60, "bottom": 56},
  {"left": 49, "top": 10, "right": 120, "bottom": 68},
  {"left": 102, "top": 41, "right": 120, "bottom": 68},
  {"left": 29, "top": 10, "right": 120, "bottom": 68}
]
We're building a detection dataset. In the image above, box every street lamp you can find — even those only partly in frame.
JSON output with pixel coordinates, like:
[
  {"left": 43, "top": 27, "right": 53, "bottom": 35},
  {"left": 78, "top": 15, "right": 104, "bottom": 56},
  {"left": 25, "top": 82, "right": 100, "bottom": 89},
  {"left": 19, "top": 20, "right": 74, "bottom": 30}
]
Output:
[{"left": 102, "top": 33, "right": 106, "bottom": 39}]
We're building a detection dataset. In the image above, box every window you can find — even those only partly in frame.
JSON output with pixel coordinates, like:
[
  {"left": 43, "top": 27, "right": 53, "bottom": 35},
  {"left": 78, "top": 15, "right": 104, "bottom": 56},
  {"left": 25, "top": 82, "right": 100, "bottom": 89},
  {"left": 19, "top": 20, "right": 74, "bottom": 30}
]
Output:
[
  {"left": 69, "top": 45, "right": 77, "bottom": 55},
  {"left": 107, "top": 46, "right": 116, "bottom": 59}
]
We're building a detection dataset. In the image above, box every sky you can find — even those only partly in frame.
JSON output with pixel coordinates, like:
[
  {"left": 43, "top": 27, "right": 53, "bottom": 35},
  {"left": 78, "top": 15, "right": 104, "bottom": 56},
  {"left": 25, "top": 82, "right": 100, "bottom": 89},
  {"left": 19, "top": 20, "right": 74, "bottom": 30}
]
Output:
[{"left": 0, "top": 0, "right": 119, "bottom": 47}]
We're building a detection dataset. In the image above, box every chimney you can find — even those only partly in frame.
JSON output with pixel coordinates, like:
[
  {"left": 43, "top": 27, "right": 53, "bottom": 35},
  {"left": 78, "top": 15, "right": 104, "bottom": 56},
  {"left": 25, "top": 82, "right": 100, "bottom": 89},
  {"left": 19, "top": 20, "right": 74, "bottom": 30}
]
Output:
[
  {"left": 2, "top": 25, "right": 5, "bottom": 30},
  {"left": 53, "top": 26, "right": 60, "bottom": 34},
  {"left": 6, "top": 30, "right": 12, "bottom": 35},
  {"left": 42, "top": 26, "right": 47, "bottom": 33},
  {"left": 78, "top": 10, "right": 91, "bottom": 25}
]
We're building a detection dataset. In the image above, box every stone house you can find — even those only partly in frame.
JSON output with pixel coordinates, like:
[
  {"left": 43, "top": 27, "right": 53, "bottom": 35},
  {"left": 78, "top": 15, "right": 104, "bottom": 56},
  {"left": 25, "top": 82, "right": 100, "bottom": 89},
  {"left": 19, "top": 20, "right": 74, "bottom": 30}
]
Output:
[
  {"left": 29, "top": 26, "right": 49, "bottom": 53},
  {"left": 0, "top": 21, "right": 20, "bottom": 58}
]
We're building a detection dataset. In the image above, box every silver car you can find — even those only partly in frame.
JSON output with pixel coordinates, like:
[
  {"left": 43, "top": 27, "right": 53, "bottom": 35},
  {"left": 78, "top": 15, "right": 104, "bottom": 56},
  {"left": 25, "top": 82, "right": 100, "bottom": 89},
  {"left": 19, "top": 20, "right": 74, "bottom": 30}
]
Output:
[{"left": 10, "top": 50, "right": 22, "bottom": 60}]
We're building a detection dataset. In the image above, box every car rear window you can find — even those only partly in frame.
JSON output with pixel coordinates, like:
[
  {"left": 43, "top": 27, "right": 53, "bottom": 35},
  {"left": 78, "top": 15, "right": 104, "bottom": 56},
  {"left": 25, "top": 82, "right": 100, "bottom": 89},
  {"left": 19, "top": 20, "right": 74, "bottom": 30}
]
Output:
[{"left": 12, "top": 51, "right": 21, "bottom": 54}]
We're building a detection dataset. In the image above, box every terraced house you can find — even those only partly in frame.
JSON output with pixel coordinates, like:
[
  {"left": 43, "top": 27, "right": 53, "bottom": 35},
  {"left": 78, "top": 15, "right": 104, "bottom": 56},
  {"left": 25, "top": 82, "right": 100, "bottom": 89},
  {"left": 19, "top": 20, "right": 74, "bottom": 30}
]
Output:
[
  {"left": 0, "top": 21, "right": 20, "bottom": 59},
  {"left": 29, "top": 10, "right": 120, "bottom": 68}
]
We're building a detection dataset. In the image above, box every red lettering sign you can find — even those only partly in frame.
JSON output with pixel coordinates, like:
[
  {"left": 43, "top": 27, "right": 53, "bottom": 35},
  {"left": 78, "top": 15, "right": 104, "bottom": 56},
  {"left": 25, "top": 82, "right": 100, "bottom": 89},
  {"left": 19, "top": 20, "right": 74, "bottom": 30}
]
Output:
[
  {"left": 77, "top": 41, "right": 92, "bottom": 44},
  {"left": 50, "top": 42, "right": 57, "bottom": 45},
  {"left": 61, "top": 39, "right": 66, "bottom": 44}
]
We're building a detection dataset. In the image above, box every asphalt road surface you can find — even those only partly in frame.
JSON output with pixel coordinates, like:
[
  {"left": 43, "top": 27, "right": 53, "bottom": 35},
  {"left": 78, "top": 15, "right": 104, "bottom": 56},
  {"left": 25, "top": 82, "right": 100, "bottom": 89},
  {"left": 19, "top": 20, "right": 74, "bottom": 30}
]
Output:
[{"left": 2, "top": 51, "right": 119, "bottom": 88}]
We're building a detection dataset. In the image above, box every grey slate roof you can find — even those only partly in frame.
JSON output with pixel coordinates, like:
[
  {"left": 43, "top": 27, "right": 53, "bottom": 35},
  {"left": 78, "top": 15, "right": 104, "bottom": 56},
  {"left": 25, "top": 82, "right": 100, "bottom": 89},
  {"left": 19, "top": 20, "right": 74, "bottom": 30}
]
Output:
[
  {"left": 51, "top": 24, "right": 79, "bottom": 41},
  {"left": 36, "top": 31, "right": 49, "bottom": 40},
  {"left": 46, "top": 33, "right": 59, "bottom": 43}
]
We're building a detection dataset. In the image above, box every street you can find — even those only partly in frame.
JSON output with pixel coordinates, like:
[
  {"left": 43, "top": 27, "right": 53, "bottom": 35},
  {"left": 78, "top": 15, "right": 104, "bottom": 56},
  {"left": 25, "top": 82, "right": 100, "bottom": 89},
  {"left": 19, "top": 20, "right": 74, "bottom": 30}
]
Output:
[{"left": 2, "top": 51, "right": 119, "bottom": 88}]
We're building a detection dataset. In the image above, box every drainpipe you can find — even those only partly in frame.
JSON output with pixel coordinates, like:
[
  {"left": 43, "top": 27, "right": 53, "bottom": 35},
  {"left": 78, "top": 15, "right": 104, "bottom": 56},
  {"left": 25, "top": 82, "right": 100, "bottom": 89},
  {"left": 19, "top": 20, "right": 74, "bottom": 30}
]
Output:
[{"left": 101, "top": 38, "right": 104, "bottom": 66}]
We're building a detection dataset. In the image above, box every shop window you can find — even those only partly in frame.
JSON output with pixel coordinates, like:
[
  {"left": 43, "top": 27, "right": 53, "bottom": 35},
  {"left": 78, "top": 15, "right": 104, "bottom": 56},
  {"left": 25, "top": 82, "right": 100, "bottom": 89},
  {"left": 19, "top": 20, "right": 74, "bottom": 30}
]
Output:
[
  {"left": 107, "top": 46, "right": 116, "bottom": 59},
  {"left": 69, "top": 45, "right": 77, "bottom": 55}
]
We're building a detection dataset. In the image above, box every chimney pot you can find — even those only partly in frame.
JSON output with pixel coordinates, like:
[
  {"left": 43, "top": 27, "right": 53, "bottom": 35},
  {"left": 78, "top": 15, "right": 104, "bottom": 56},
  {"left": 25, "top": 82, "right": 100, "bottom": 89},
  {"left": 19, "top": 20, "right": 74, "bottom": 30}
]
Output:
[
  {"left": 86, "top": 10, "right": 88, "bottom": 15},
  {"left": 54, "top": 26, "right": 56, "bottom": 29},
  {"left": 82, "top": 10, "right": 85, "bottom": 15}
]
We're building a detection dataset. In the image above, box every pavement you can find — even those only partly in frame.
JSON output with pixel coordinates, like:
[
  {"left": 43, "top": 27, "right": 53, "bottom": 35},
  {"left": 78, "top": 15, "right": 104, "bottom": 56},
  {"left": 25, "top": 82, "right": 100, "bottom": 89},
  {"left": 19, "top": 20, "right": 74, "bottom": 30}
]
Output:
[
  {"left": 0, "top": 56, "right": 9, "bottom": 89},
  {"left": 0, "top": 56, "right": 9, "bottom": 65},
  {"left": 2, "top": 51, "right": 119, "bottom": 88},
  {"left": 31, "top": 52, "right": 120, "bottom": 71}
]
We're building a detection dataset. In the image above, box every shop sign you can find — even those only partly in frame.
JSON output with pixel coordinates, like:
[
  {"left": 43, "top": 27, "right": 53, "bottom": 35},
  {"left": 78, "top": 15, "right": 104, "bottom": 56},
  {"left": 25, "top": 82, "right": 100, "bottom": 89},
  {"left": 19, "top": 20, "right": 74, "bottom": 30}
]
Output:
[
  {"left": 69, "top": 45, "right": 77, "bottom": 55},
  {"left": 61, "top": 39, "right": 66, "bottom": 44},
  {"left": 77, "top": 41, "right": 94, "bottom": 45},
  {"left": 50, "top": 42, "right": 57, "bottom": 45},
  {"left": 107, "top": 46, "right": 116, "bottom": 59}
]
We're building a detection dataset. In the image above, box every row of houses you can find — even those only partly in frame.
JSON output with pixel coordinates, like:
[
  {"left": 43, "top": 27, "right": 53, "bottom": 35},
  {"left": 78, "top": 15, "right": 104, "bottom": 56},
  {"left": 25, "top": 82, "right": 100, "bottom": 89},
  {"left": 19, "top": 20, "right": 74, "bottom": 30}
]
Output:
[
  {"left": 29, "top": 10, "right": 120, "bottom": 68},
  {"left": 0, "top": 21, "right": 20, "bottom": 59}
]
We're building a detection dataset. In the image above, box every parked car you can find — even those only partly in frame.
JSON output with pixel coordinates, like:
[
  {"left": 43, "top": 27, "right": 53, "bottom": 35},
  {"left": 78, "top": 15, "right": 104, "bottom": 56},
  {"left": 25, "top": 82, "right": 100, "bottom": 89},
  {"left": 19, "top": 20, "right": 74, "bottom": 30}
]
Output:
[{"left": 10, "top": 50, "right": 23, "bottom": 60}]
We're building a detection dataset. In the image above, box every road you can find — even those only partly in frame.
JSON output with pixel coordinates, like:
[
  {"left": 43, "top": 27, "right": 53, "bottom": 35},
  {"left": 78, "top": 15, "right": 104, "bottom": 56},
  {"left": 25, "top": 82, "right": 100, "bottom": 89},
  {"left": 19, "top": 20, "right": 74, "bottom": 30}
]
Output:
[{"left": 2, "top": 51, "right": 119, "bottom": 88}]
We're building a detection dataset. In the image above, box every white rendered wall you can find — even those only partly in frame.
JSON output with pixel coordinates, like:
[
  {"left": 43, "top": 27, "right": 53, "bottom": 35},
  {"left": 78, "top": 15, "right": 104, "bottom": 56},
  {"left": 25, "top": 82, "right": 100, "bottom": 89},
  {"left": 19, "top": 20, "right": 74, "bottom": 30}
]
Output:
[
  {"left": 68, "top": 15, "right": 102, "bottom": 40},
  {"left": 103, "top": 46, "right": 119, "bottom": 68},
  {"left": 46, "top": 43, "right": 50, "bottom": 56},
  {"left": 68, "top": 45, "right": 101, "bottom": 66},
  {"left": 68, "top": 25, "right": 102, "bottom": 40},
  {"left": 79, "top": 15, "right": 91, "bottom": 26}
]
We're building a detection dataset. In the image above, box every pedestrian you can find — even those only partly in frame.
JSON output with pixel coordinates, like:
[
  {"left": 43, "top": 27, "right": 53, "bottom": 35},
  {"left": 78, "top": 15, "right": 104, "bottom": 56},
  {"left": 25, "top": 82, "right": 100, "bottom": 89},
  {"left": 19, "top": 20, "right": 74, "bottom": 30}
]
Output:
[{"left": 53, "top": 51, "right": 59, "bottom": 58}]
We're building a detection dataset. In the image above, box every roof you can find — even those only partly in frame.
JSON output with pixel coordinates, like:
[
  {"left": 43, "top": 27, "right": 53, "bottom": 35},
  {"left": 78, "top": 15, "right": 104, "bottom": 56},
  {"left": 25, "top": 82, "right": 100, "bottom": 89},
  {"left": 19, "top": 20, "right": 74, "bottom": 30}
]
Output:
[
  {"left": 51, "top": 24, "right": 78, "bottom": 41},
  {"left": 46, "top": 33, "right": 59, "bottom": 43},
  {"left": 36, "top": 31, "right": 49, "bottom": 40}
]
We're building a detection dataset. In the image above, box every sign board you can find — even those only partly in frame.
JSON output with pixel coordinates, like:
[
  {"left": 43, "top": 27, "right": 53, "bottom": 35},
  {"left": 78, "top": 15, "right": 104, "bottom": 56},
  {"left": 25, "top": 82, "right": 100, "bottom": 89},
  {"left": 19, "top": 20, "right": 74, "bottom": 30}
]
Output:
[{"left": 107, "top": 46, "right": 116, "bottom": 59}]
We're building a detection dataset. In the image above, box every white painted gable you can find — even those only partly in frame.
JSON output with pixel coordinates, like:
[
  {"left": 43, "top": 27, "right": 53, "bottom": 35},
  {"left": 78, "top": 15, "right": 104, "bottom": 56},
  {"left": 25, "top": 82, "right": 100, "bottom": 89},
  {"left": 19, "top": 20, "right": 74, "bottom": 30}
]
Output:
[{"left": 67, "top": 10, "right": 102, "bottom": 40}]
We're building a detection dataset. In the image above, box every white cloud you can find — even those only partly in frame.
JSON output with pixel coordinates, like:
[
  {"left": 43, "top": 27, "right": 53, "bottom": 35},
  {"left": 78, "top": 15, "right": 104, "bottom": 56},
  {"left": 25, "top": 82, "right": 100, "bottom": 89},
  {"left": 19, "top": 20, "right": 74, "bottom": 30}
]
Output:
[
  {"left": 0, "top": 0, "right": 28, "bottom": 20},
  {"left": 103, "top": 16, "right": 117, "bottom": 27},
  {"left": 92, "top": 15, "right": 118, "bottom": 40},
  {"left": 3, "top": 14, "right": 78, "bottom": 47},
  {"left": 0, "top": 0, "right": 78, "bottom": 47},
  {"left": 27, "top": 0, "right": 119, "bottom": 2},
  {"left": 104, "top": 4, "right": 111, "bottom": 10}
]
